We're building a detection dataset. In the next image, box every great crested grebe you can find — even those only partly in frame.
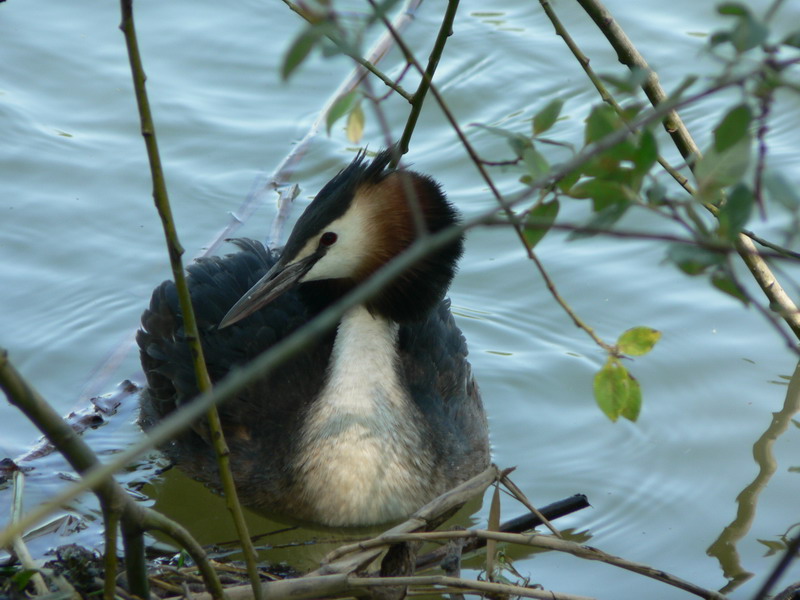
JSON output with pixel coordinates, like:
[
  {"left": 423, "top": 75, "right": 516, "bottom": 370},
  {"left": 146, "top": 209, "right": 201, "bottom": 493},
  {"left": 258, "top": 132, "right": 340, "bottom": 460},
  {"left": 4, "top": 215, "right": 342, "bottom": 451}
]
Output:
[{"left": 137, "top": 149, "right": 490, "bottom": 527}]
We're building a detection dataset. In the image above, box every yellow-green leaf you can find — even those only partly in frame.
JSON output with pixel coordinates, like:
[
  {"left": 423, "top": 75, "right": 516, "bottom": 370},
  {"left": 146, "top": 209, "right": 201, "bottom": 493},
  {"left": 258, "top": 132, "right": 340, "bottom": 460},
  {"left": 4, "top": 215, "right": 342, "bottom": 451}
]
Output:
[
  {"left": 594, "top": 359, "right": 629, "bottom": 422},
  {"left": 617, "top": 326, "right": 661, "bottom": 356},
  {"left": 621, "top": 374, "right": 642, "bottom": 422},
  {"left": 346, "top": 104, "right": 364, "bottom": 143}
]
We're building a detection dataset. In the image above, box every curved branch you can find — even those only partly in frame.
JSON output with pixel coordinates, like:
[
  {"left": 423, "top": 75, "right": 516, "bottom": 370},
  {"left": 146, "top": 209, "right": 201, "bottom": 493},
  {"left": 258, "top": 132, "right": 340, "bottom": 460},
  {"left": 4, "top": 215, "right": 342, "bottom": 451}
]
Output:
[
  {"left": 0, "top": 348, "right": 227, "bottom": 600},
  {"left": 574, "top": 0, "right": 800, "bottom": 339}
]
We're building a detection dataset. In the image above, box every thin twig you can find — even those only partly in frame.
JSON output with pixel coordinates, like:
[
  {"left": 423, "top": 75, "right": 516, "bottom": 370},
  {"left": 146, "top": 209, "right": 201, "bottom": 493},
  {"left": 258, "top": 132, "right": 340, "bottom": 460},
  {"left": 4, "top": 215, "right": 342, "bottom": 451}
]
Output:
[
  {"left": 397, "top": 0, "right": 460, "bottom": 154},
  {"left": 281, "top": 0, "right": 413, "bottom": 102},
  {"left": 0, "top": 348, "right": 227, "bottom": 600},
  {"left": 118, "top": 2, "right": 261, "bottom": 596},
  {"left": 9, "top": 472, "right": 52, "bottom": 597},
  {"left": 315, "top": 466, "right": 499, "bottom": 575},
  {"left": 372, "top": 2, "right": 620, "bottom": 356},
  {"left": 745, "top": 230, "right": 800, "bottom": 260},
  {"left": 500, "top": 473, "right": 561, "bottom": 538},
  {"left": 349, "top": 574, "right": 591, "bottom": 600},
  {"left": 351, "top": 530, "right": 725, "bottom": 600},
  {"left": 102, "top": 506, "right": 120, "bottom": 600}
]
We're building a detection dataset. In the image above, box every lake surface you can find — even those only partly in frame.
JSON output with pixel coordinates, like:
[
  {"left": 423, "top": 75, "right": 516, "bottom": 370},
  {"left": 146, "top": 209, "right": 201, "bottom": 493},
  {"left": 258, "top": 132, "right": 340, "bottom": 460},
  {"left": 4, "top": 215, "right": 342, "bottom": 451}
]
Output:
[{"left": 1, "top": 0, "right": 799, "bottom": 598}]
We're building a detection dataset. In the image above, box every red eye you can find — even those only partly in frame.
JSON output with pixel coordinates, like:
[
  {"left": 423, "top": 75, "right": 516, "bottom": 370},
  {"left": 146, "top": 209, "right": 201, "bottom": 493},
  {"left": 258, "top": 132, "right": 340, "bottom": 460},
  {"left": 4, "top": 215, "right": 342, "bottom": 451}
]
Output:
[{"left": 320, "top": 231, "right": 338, "bottom": 247}]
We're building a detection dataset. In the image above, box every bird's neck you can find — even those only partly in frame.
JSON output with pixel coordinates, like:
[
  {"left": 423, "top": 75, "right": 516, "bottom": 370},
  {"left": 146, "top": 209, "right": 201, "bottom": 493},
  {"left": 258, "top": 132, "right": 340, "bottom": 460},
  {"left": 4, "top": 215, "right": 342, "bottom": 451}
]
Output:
[
  {"left": 294, "top": 305, "right": 434, "bottom": 526},
  {"left": 319, "top": 304, "right": 406, "bottom": 414}
]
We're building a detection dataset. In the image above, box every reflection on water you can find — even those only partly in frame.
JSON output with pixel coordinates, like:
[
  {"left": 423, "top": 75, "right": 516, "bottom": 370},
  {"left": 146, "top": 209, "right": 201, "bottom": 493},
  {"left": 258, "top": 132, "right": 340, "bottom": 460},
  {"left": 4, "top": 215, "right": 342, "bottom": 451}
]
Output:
[
  {"left": 143, "top": 467, "right": 491, "bottom": 571},
  {"left": 707, "top": 360, "right": 800, "bottom": 594}
]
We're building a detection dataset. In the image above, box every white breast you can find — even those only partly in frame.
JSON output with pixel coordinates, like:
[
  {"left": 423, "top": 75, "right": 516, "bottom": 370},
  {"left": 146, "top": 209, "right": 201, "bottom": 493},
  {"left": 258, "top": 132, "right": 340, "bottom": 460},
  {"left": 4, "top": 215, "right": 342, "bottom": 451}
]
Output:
[{"left": 294, "top": 305, "right": 435, "bottom": 526}]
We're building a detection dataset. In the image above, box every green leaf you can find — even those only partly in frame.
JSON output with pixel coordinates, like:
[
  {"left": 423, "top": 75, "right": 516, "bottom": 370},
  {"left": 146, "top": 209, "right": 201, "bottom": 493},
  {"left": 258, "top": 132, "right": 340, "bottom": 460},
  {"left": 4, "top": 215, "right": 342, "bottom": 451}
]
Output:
[
  {"left": 326, "top": 91, "right": 360, "bottom": 135},
  {"left": 594, "top": 359, "right": 629, "bottom": 422},
  {"left": 473, "top": 124, "right": 531, "bottom": 158},
  {"left": 667, "top": 244, "right": 724, "bottom": 275},
  {"left": 569, "top": 178, "right": 626, "bottom": 204},
  {"left": 556, "top": 167, "right": 582, "bottom": 194},
  {"left": 633, "top": 129, "right": 658, "bottom": 175},
  {"left": 717, "top": 2, "right": 749, "bottom": 16},
  {"left": 522, "top": 145, "right": 550, "bottom": 179},
  {"left": 621, "top": 374, "right": 642, "bottom": 422},
  {"left": 568, "top": 201, "right": 630, "bottom": 240},
  {"left": 533, "top": 99, "right": 564, "bottom": 135},
  {"left": 714, "top": 3, "right": 768, "bottom": 52},
  {"left": 617, "top": 327, "right": 661, "bottom": 356},
  {"left": 581, "top": 154, "right": 619, "bottom": 178},
  {"left": 714, "top": 104, "right": 753, "bottom": 153},
  {"left": 281, "top": 26, "right": 323, "bottom": 80},
  {"left": 730, "top": 14, "right": 769, "bottom": 52},
  {"left": 569, "top": 178, "right": 634, "bottom": 212},
  {"left": 585, "top": 104, "right": 619, "bottom": 144},
  {"left": 523, "top": 199, "right": 559, "bottom": 249},
  {"left": 711, "top": 268, "right": 749, "bottom": 304},
  {"left": 710, "top": 31, "right": 732, "bottom": 47},
  {"left": 694, "top": 134, "right": 752, "bottom": 202},
  {"left": 605, "top": 138, "right": 639, "bottom": 163},
  {"left": 718, "top": 182, "right": 754, "bottom": 240}
]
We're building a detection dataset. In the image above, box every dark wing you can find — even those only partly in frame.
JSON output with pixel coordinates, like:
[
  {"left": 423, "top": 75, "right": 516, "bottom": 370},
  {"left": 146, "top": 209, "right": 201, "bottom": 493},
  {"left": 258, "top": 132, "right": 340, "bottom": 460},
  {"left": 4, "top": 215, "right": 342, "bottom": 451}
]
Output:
[
  {"left": 137, "top": 239, "right": 337, "bottom": 503},
  {"left": 398, "top": 300, "right": 490, "bottom": 477},
  {"left": 137, "top": 238, "right": 333, "bottom": 448}
]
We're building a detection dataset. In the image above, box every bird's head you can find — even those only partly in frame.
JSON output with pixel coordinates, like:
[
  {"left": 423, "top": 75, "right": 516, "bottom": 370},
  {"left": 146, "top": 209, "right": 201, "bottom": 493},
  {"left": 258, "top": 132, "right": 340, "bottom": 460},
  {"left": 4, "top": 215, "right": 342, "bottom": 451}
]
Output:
[{"left": 220, "top": 148, "right": 463, "bottom": 328}]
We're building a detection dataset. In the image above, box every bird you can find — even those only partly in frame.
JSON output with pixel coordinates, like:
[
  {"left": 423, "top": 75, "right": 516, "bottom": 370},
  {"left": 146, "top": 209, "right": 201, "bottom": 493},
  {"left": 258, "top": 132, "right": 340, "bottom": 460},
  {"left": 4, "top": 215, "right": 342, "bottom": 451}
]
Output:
[{"left": 137, "top": 148, "right": 490, "bottom": 527}]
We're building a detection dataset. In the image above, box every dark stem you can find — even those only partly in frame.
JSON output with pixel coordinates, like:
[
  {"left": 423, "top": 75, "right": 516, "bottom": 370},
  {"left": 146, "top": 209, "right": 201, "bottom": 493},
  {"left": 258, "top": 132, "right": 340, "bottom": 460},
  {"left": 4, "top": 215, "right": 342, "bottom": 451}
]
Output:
[{"left": 398, "top": 0, "right": 460, "bottom": 155}]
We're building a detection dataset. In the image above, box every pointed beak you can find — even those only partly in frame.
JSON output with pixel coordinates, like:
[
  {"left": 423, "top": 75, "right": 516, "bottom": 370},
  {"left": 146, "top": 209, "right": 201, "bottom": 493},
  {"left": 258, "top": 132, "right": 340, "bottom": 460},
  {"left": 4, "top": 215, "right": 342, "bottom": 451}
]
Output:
[{"left": 219, "top": 253, "right": 319, "bottom": 329}]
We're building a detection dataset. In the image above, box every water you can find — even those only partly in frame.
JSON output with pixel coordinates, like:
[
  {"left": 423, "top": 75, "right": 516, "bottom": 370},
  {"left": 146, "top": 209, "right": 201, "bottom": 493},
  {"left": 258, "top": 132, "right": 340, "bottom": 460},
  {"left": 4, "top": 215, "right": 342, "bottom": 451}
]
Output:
[{"left": 2, "top": 0, "right": 800, "bottom": 598}]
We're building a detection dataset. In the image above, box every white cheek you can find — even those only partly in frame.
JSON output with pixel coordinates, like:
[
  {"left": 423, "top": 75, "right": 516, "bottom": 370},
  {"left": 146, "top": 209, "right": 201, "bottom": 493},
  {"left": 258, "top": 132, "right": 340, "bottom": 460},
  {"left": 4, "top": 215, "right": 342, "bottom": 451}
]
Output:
[
  {"left": 301, "top": 205, "right": 370, "bottom": 282},
  {"left": 303, "top": 244, "right": 362, "bottom": 280}
]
